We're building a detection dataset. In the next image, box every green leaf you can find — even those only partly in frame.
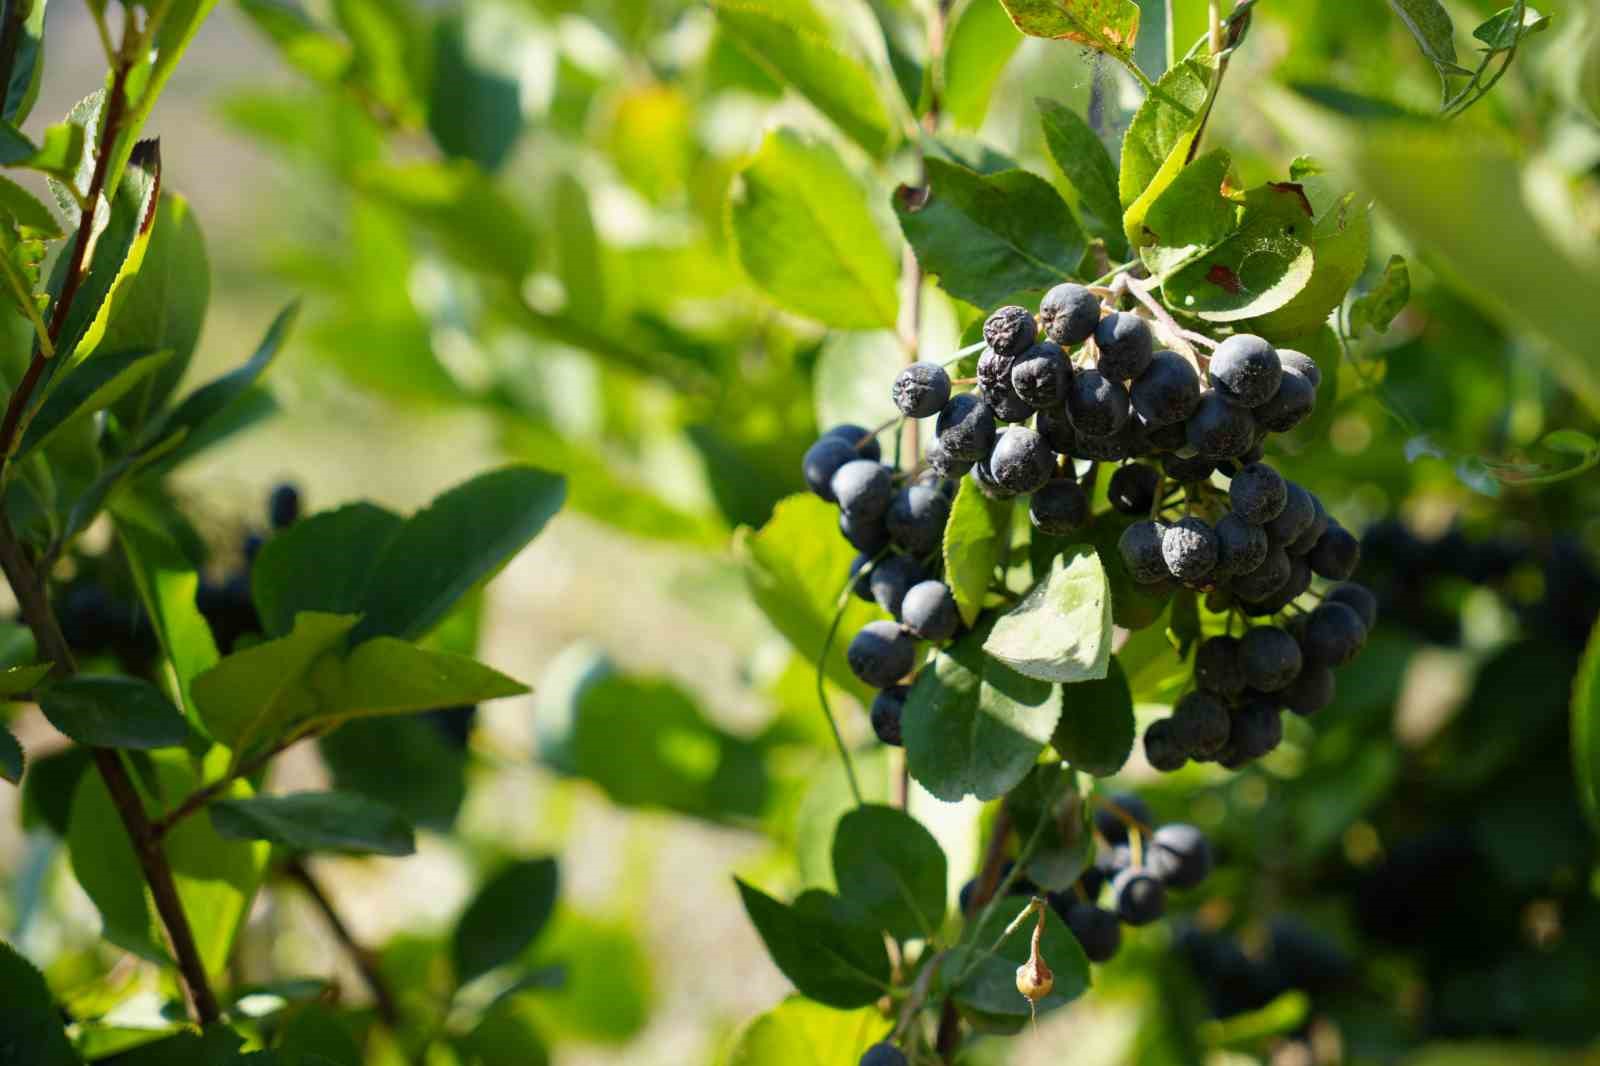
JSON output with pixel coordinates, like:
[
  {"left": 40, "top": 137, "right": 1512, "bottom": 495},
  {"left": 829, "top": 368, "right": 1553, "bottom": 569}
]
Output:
[
  {"left": 113, "top": 515, "right": 220, "bottom": 726},
  {"left": 191, "top": 612, "right": 360, "bottom": 754},
  {"left": 941, "top": 895, "right": 1090, "bottom": 1024},
  {"left": 428, "top": 10, "right": 522, "bottom": 172},
  {"left": 1161, "top": 182, "right": 1317, "bottom": 323},
  {"left": 37, "top": 676, "right": 188, "bottom": 750},
  {"left": 831, "top": 804, "right": 947, "bottom": 941},
  {"left": 723, "top": 998, "right": 883, "bottom": 1065},
  {"left": 1049, "top": 655, "right": 1133, "bottom": 776},
  {"left": 1038, "top": 98, "right": 1126, "bottom": 255},
  {"left": 998, "top": 0, "right": 1141, "bottom": 59},
  {"left": 102, "top": 193, "right": 211, "bottom": 432},
  {"left": 945, "top": 0, "right": 1023, "bottom": 129},
  {"left": 1573, "top": 617, "right": 1600, "bottom": 838},
  {"left": 734, "top": 880, "right": 891, "bottom": 1009},
  {"left": 0, "top": 173, "right": 61, "bottom": 235},
  {"left": 356, "top": 160, "right": 537, "bottom": 281},
  {"left": 456, "top": 1002, "right": 549, "bottom": 1066},
  {"left": 984, "top": 547, "right": 1112, "bottom": 683},
  {"left": 67, "top": 769, "right": 167, "bottom": 962},
  {"left": 541, "top": 660, "right": 768, "bottom": 822},
  {"left": 0, "top": 939, "right": 81, "bottom": 1066},
  {"left": 0, "top": 723, "right": 21, "bottom": 784},
  {"left": 209, "top": 791, "right": 415, "bottom": 856},
  {"left": 309, "top": 637, "right": 528, "bottom": 728},
  {"left": 943, "top": 465, "right": 1014, "bottom": 630},
  {"left": 0, "top": 661, "right": 52, "bottom": 696},
  {"left": 19, "top": 348, "right": 171, "bottom": 457},
  {"left": 237, "top": 0, "right": 352, "bottom": 83},
  {"left": 1119, "top": 57, "right": 1218, "bottom": 245},
  {"left": 518, "top": 910, "right": 651, "bottom": 1044},
  {"left": 143, "top": 302, "right": 296, "bottom": 448},
  {"left": 453, "top": 857, "right": 560, "bottom": 984},
  {"left": 896, "top": 158, "right": 1087, "bottom": 310},
  {"left": 711, "top": 0, "right": 898, "bottom": 158},
  {"left": 276, "top": 1003, "right": 362, "bottom": 1066},
  {"left": 736, "top": 494, "right": 882, "bottom": 703},
  {"left": 20, "top": 746, "right": 90, "bottom": 834},
  {"left": 1246, "top": 187, "right": 1370, "bottom": 340},
  {"left": 1474, "top": 6, "right": 1550, "bottom": 51},
  {"left": 1388, "top": 0, "right": 1462, "bottom": 71},
  {"left": 729, "top": 128, "right": 900, "bottom": 330},
  {"left": 1137, "top": 148, "right": 1234, "bottom": 278},
  {"left": 903, "top": 620, "right": 1065, "bottom": 802},
  {"left": 251, "top": 504, "right": 403, "bottom": 638},
  {"left": 1004, "top": 762, "right": 1094, "bottom": 889},
  {"left": 49, "top": 140, "right": 161, "bottom": 369},
  {"left": 1259, "top": 89, "right": 1600, "bottom": 417},
  {"left": 2, "top": 0, "right": 48, "bottom": 126},
  {"left": 319, "top": 717, "right": 466, "bottom": 832},
  {"left": 1349, "top": 253, "right": 1410, "bottom": 335},
  {"left": 353, "top": 465, "right": 565, "bottom": 642}
]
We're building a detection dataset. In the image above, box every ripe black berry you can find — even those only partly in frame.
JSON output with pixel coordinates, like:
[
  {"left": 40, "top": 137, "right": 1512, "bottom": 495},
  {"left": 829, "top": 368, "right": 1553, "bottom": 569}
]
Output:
[
  {"left": 1011, "top": 340, "right": 1070, "bottom": 409},
  {"left": 1263, "top": 482, "right": 1314, "bottom": 546},
  {"left": 870, "top": 686, "right": 909, "bottom": 746},
  {"left": 1231, "top": 546, "right": 1292, "bottom": 602},
  {"left": 1228, "top": 462, "right": 1287, "bottom": 525},
  {"left": 901, "top": 580, "right": 959, "bottom": 641},
  {"left": 832, "top": 460, "right": 894, "bottom": 521},
  {"left": 269, "top": 483, "right": 301, "bottom": 529},
  {"left": 935, "top": 393, "right": 997, "bottom": 461},
  {"left": 869, "top": 554, "right": 924, "bottom": 618},
  {"left": 1230, "top": 698, "right": 1284, "bottom": 760},
  {"left": 1148, "top": 824, "right": 1212, "bottom": 889},
  {"left": 1325, "top": 582, "right": 1378, "bottom": 630},
  {"left": 969, "top": 460, "right": 1015, "bottom": 500},
  {"left": 1144, "top": 717, "right": 1187, "bottom": 771},
  {"left": 1186, "top": 391, "right": 1257, "bottom": 460},
  {"left": 925, "top": 438, "right": 974, "bottom": 480},
  {"left": 1066, "top": 368, "right": 1131, "bottom": 438},
  {"left": 1029, "top": 479, "right": 1089, "bottom": 535},
  {"left": 1108, "top": 462, "right": 1160, "bottom": 516},
  {"left": 846, "top": 621, "right": 917, "bottom": 689},
  {"left": 1194, "top": 636, "right": 1246, "bottom": 700},
  {"left": 1281, "top": 663, "right": 1335, "bottom": 716},
  {"left": 1256, "top": 369, "right": 1316, "bottom": 432},
  {"left": 983, "top": 304, "right": 1037, "bottom": 359},
  {"left": 1131, "top": 351, "right": 1202, "bottom": 427},
  {"left": 1112, "top": 867, "right": 1167, "bottom": 925},
  {"left": 848, "top": 553, "right": 876, "bottom": 603},
  {"left": 1172, "top": 690, "right": 1231, "bottom": 757},
  {"left": 839, "top": 511, "right": 891, "bottom": 554},
  {"left": 1301, "top": 602, "right": 1366, "bottom": 667},
  {"left": 1094, "top": 311, "right": 1155, "bottom": 381},
  {"left": 886, "top": 484, "right": 950, "bottom": 557},
  {"left": 1118, "top": 520, "right": 1170, "bottom": 584},
  {"left": 1277, "top": 348, "right": 1321, "bottom": 390},
  {"left": 1288, "top": 493, "right": 1329, "bottom": 556},
  {"left": 1064, "top": 902, "right": 1123, "bottom": 963},
  {"left": 981, "top": 378, "right": 1034, "bottom": 423},
  {"left": 1209, "top": 334, "right": 1282, "bottom": 408},
  {"left": 1239, "top": 626, "right": 1303, "bottom": 692},
  {"left": 824, "top": 423, "right": 882, "bottom": 462},
  {"left": 891, "top": 361, "right": 952, "bottom": 417},
  {"left": 803, "top": 436, "right": 857, "bottom": 501},
  {"left": 1162, "top": 517, "right": 1218, "bottom": 584},
  {"left": 1308, "top": 522, "right": 1361, "bottom": 580},
  {"left": 1094, "top": 792, "right": 1152, "bottom": 846},
  {"left": 860, "top": 1043, "right": 908, "bottom": 1066},
  {"left": 990, "top": 426, "right": 1055, "bottom": 494},
  {"left": 1215, "top": 514, "right": 1269, "bottom": 578},
  {"left": 1040, "top": 282, "right": 1100, "bottom": 345}
]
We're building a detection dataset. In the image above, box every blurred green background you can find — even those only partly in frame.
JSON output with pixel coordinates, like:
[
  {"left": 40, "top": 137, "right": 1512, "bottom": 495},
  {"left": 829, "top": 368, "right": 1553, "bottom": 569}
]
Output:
[{"left": 4, "top": 0, "right": 1600, "bottom": 1063}]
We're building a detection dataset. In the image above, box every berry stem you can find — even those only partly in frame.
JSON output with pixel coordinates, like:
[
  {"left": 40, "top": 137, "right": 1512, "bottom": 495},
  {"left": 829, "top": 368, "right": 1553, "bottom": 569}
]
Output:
[
  {"left": 283, "top": 858, "right": 401, "bottom": 1027},
  {"left": 1124, "top": 275, "right": 1206, "bottom": 369}
]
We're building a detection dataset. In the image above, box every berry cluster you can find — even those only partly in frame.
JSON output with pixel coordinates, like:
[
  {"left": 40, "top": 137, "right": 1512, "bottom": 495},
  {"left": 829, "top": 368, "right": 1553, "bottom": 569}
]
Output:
[
  {"left": 800, "top": 424, "right": 962, "bottom": 740},
  {"left": 957, "top": 792, "right": 1214, "bottom": 964}
]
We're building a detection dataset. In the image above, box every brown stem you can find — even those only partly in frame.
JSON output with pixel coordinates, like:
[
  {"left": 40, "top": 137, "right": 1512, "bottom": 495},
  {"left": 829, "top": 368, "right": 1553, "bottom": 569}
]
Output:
[
  {"left": 0, "top": 60, "right": 130, "bottom": 468},
  {"left": 151, "top": 731, "right": 310, "bottom": 839},
  {"left": 934, "top": 998, "right": 961, "bottom": 1062},
  {"left": 284, "top": 859, "right": 400, "bottom": 1027},
  {"left": 0, "top": 512, "right": 219, "bottom": 1023}
]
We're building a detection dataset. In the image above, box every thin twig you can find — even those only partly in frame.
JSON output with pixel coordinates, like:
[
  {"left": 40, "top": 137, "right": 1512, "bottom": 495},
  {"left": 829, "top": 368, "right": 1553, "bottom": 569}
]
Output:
[
  {"left": 0, "top": 511, "right": 219, "bottom": 1023},
  {"left": 283, "top": 859, "right": 401, "bottom": 1027},
  {"left": 1125, "top": 275, "right": 1204, "bottom": 368},
  {"left": 151, "top": 730, "right": 312, "bottom": 839}
]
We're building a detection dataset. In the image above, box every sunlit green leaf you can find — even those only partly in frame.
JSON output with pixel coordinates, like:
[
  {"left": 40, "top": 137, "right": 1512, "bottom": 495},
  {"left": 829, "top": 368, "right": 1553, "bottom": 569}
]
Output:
[
  {"left": 985, "top": 547, "right": 1112, "bottom": 683},
  {"left": 998, "top": 0, "right": 1140, "bottom": 59}
]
